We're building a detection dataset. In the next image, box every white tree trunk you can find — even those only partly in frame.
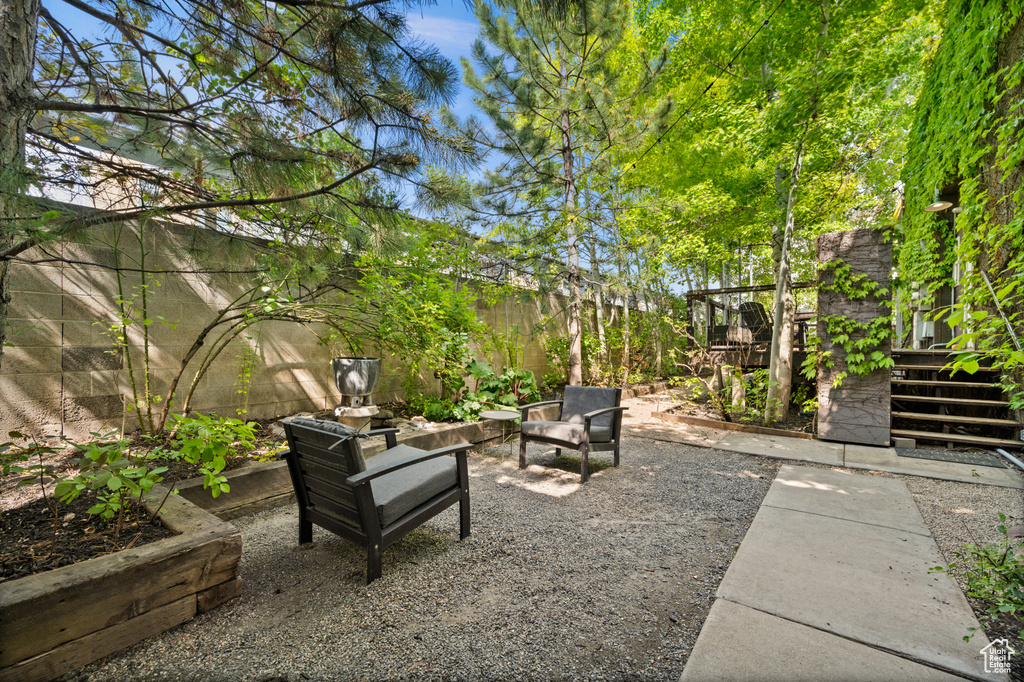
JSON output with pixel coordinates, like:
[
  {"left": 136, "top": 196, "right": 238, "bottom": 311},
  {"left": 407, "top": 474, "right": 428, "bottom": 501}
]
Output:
[{"left": 765, "top": 143, "right": 803, "bottom": 423}]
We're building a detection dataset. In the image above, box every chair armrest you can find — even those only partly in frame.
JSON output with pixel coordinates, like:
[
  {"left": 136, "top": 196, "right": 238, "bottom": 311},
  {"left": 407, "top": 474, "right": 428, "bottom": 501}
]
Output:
[
  {"left": 346, "top": 444, "right": 471, "bottom": 487},
  {"left": 364, "top": 427, "right": 399, "bottom": 449},
  {"left": 364, "top": 428, "right": 399, "bottom": 438},
  {"left": 519, "top": 400, "right": 562, "bottom": 421},
  {"left": 583, "top": 406, "right": 628, "bottom": 425}
]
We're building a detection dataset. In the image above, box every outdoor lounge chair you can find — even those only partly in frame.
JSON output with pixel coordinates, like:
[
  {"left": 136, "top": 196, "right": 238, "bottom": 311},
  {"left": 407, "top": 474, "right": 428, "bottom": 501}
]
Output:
[
  {"left": 281, "top": 417, "right": 471, "bottom": 583},
  {"left": 517, "top": 386, "right": 627, "bottom": 483},
  {"left": 738, "top": 301, "right": 773, "bottom": 343}
]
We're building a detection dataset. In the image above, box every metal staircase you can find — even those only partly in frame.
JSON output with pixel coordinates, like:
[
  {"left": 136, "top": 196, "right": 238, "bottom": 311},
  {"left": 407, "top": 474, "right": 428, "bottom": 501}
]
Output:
[{"left": 890, "top": 350, "right": 1023, "bottom": 449}]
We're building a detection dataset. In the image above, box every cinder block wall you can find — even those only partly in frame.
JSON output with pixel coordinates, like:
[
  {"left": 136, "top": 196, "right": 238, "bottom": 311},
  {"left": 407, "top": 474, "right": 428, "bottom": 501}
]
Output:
[{"left": 1, "top": 221, "right": 608, "bottom": 439}]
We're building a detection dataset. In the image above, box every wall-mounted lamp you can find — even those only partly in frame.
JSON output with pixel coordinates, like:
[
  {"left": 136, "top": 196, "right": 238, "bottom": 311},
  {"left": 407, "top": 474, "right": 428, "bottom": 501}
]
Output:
[{"left": 923, "top": 186, "right": 952, "bottom": 212}]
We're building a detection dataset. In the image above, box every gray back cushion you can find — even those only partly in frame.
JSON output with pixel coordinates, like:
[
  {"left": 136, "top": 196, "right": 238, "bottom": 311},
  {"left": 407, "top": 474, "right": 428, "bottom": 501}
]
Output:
[
  {"left": 287, "top": 417, "right": 366, "bottom": 471},
  {"left": 561, "top": 386, "right": 619, "bottom": 429}
]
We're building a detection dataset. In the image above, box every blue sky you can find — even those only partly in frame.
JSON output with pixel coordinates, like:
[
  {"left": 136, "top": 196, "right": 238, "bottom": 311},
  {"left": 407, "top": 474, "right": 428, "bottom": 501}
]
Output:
[{"left": 406, "top": 1, "right": 483, "bottom": 123}]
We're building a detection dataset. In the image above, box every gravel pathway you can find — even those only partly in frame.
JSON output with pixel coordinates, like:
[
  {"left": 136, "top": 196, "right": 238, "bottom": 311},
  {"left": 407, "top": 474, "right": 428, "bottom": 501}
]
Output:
[{"left": 66, "top": 436, "right": 779, "bottom": 682}]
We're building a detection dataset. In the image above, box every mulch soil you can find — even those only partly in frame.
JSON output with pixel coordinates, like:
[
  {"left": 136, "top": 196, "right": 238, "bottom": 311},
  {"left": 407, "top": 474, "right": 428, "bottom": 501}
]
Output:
[{"left": 0, "top": 491, "right": 174, "bottom": 583}]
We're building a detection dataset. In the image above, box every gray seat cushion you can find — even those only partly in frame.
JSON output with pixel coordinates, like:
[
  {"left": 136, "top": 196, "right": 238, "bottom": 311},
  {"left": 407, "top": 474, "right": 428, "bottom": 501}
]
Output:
[
  {"left": 366, "top": 445, "right": 458, "bottom": 527},
  {"left": 521, "top": 420, "right": 612, "bottom": 444},
  {"left": 561, "top": 386, "right": 619, "bottom": 430}
]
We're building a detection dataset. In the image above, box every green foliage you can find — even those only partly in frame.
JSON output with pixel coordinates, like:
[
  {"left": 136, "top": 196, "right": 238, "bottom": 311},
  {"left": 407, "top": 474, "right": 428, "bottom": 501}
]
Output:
[
  {"left": 169, "top": 413, "right": 257, "bottom": 498},
  {"left": 346, "top": 225, "right": 487, "bottom": 402},
  {"left": 56, "top": 434, "right": 169, "bottom": 522},
  {"left": 542, "top": 332, "right": 604, "bottom": 387},
  {"left": 899, "top": 0, "right": 1023, "bottom": 401},
  {"left": 930, "top": 513, "right": 1024, "bottom": 641},
  {"left": 453, "top": 360, "right": 540, "bottom": 421},
  {"left": 812, "top": 260, "right": 896, "bottom": 387},
  {"left": 3, "top": 430, "right": 174, "bottom": 548}
]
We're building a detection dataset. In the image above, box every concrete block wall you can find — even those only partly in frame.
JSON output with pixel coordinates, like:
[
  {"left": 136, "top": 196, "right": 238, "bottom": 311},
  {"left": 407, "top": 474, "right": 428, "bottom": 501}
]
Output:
[{"left": 2, "top": 221, "right": 611, "bottom": 439}]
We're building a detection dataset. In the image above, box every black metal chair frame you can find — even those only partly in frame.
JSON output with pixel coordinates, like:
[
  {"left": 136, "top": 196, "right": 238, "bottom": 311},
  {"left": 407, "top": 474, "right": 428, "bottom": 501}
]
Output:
[
  {"left": 281, "top": 421, "right": 470, "bottom": 583},
  {"left": 517, "top": 389, "right": 627, "bottom": 483}
]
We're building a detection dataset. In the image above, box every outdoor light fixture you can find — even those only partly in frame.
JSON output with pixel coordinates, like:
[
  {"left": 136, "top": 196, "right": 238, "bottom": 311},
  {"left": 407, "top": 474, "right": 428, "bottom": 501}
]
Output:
[{"left": 924, "top": 186, "right": 952, "bottom": 212}]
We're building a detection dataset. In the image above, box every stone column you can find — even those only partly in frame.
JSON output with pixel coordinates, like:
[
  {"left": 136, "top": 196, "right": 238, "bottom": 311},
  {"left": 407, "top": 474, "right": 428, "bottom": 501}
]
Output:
[{"left": 816, "top": 229, "right": 892, "bottom": 446}]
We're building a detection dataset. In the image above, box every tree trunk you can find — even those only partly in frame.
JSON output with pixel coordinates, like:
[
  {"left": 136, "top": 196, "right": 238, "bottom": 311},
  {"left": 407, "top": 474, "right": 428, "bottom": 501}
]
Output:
[
  {"left": 622, "top": 285, "right": 631, "bottom": 385},
  {"left": 765, "top": 142, "right": 803, "bottom": 424},
  {"left": 561, "top": 64, "right": 583, "bottom": 386},
  {"left": 0, "top": 0, "right": 41, "bottom": 371},
  {"left": 589, "top": 238, "right": 607, "bottom": 367}
]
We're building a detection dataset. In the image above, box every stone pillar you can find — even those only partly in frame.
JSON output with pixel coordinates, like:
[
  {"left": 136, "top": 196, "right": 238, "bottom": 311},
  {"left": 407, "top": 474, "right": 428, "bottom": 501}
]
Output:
[{"left": 816, "top": 229, "right": 892, "bottom": 446}]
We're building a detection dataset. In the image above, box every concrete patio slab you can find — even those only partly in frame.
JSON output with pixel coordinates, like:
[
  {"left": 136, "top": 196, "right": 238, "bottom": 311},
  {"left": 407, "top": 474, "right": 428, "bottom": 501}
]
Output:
[
  {"left": 844, "top": 444, "right": 1024, "bottom": 489},
  {"left": 716, "top": 502, "right": 1000, "bottom": 680},
  {"left": 680, "top": 599, "right": 965, "bottom": 682},
  {"left": 764, "top": 464, "right": 931, "bottom": 535},
  {"left": 712, "top": 431, "right": 844, "bottom": 466}
]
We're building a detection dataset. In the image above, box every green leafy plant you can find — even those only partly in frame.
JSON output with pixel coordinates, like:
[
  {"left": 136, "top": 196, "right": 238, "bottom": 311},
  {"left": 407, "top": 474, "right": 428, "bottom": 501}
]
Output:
[
  {"left": 452, "top": 360, "right": 540, "bottom": 421},
  {"left": 812, "top": 260, "right": 896, "bottom": 388},
  {"left": 169, "top": 413, "right": 257, "bottom": 497},
  {"left": 422, "top": 397, "right": 455, "bottom": 422},
  {"left": 930, "top": 513, "right": 1024, "bottom": 641},
  {"left": 54, "top": 433, "right": 174, "bottom": 546}
]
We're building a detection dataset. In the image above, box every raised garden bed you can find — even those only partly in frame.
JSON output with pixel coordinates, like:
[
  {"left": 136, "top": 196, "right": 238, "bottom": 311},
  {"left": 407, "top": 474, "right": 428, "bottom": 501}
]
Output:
[
  {"left": 652, "top": 410, "right": 816, "bottom": 441},
  {"left": 0, "top": 486, "right": 241, "bottom": 682}
]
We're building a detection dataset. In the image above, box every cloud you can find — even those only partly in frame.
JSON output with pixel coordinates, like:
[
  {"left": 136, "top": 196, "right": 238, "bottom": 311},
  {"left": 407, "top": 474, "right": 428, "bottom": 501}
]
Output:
[{"left": 405, "top": 15, "right": 479, "bottom": 55}]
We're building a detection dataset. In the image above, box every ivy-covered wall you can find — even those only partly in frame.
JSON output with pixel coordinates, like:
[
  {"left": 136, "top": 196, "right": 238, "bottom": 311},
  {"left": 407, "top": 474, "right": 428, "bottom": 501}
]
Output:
[{"left": 898, "top": 0, "right": 1022, "bottom": 396}]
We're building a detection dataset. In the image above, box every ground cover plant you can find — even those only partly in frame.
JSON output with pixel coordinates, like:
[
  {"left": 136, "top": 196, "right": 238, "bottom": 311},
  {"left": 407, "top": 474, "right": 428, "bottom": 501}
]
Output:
[{"left": 931, "top": 513, "right": 1024, "bottom": 643}]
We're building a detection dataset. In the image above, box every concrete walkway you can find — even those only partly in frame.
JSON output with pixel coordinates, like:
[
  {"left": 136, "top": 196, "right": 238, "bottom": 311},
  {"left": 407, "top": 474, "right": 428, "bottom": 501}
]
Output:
[
  {"left": 623, "top": 417, "right": 1024, "bottom": 489},
  {"left": 680, "top": 464, "right": 1008, "bottom": 681}
]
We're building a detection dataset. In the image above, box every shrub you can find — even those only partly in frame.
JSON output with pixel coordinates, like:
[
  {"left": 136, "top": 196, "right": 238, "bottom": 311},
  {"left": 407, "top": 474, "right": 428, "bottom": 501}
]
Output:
[
  {"left": 169, "top": 413, "right": 257, "bottom": 498},
  {"left": 930, "top": 513, "right": 1024, "bottom": 641}
]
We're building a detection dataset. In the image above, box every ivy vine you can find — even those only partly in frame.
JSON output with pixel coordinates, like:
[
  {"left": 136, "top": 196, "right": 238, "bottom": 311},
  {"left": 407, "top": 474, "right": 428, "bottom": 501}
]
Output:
[{"left": 803, "top": 260, "right": 895, "bottom": 388}]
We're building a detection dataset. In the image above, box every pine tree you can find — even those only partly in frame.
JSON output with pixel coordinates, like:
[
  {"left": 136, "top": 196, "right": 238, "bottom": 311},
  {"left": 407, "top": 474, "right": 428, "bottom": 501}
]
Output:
[
  {"left": 461, "top": 0, "right": 667, "bottom": 385},
  {"left": 0, "top": 0, "right": 472, "bottom": 370}
]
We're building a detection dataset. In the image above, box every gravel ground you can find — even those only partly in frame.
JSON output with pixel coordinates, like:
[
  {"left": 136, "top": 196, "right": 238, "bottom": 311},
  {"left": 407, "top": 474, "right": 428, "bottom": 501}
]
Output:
[
  {"left": 57, "top": 392, "right": 1023, "bottom": 681},
  {"left": 66, "top": 436, "right": 779, "bottom": 682}
]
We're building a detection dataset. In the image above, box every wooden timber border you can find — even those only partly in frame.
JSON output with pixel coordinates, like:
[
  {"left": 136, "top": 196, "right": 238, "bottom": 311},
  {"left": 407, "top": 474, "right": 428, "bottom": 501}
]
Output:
[
  {"left": 651, "top": 410, "right": 815, "bottom": 441},
  {"left": 0, "top": 487, "right": 241, "bottom": 682}
]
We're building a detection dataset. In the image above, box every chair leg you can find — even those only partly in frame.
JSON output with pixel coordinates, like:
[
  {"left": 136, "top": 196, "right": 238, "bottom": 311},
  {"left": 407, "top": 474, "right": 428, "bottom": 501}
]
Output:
[
  {"left": 299, "top": 514, "right": 312, "bottom": 545},
  {"left": 580, "top": 444, "right": 590, "bottom": 484},
  {"left": 555, "top": 447, "right": 561, "bottom": 457},
  {"left": 460, "top": 488, "right": 471, "bottom": 540},
  {"left": 519, "top": 435, "right": 528, "bottom": 469},
  {"left": 614, "top": 443, "right": 620, "bottom": 467},
  {"left": 366, "top": 544, "right": 382, "bottom": 584}
]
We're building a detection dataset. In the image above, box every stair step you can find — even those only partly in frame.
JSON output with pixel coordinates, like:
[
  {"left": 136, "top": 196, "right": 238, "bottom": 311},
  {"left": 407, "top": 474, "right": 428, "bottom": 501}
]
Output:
[
  {"left": 890, "top": 394, "right": 1010, "bottom": 407},
  {"left": 891, "top": 364, "right": 997, "bottom": 372},
  {"left": 891, "top": 428, "right": 1023, "bottom": 449},
  {"left": 892, "top": 411, "right": 1021, "bottom": 427},
  {"left": 891, "top": 379, "right": 998, "bottom": 389}
]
